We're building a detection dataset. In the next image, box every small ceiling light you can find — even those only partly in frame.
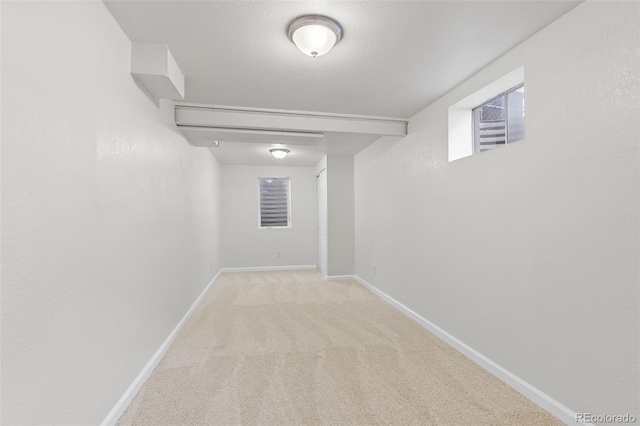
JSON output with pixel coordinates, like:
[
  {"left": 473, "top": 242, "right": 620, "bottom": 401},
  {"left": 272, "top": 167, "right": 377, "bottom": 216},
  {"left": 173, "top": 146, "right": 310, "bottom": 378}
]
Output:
[
  {"left": 270, "top": 148, "right": 290, "bottom": 159},
  {"left": 286, "top": 15, "right": 343, "bottom": 58}
]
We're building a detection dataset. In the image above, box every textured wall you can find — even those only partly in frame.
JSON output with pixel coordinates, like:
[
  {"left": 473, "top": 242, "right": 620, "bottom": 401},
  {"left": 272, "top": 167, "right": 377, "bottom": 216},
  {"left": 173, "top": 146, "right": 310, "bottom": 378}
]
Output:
[
  {"left": 355, "top": 1, "right": 639, "bottom": 417},
  {"left": 221, "top": 165, "right": 317, "bottom": 269},
  {"left": 327, "top": 155, "right": 355, "bottom": 276},
  {"left": 1, "top": 2, "right": 222, "bottom": 424}
]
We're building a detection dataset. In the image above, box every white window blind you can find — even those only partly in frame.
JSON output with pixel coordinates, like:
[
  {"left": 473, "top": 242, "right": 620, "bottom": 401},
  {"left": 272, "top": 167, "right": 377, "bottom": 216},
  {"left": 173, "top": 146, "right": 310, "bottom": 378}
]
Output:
[{"left": 259, "top": 177, "right": 290, "bottom": 228}]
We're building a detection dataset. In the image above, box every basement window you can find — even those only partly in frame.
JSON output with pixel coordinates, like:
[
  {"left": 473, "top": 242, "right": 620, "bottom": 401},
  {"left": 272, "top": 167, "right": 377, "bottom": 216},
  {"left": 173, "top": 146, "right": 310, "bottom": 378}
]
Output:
[
  {"left": 473, "top": 84, "right": 525, "bottom": 153},
  {"left": 258, "top": 177, "right": 291, "bottom": 228},
  {"left": 448, "top": 66, "right": 524, "bottom": 161}
]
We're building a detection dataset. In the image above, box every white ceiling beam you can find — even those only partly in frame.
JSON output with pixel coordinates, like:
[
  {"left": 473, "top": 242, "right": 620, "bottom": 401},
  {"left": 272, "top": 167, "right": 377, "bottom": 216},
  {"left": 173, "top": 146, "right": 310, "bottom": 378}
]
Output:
[
  {"left": 178, "top": 126, "right": 323, "bottom": 148},
  {"left": 175, "top": 105, "right": 407, "bottom": 137}
]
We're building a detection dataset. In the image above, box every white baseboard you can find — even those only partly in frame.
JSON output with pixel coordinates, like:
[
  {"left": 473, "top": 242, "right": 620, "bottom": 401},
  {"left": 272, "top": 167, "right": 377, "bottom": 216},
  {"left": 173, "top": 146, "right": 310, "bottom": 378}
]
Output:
[
  {"left": 221, "top": 265, "right": 316, "bottom": 273},
  {"left": 326, "top": 274, "right": 356, "bottom": 281},
  {"left": 352, "top": 275, "right": 581, "bottom": 425},
  {"left": 100, "top": 269, "right": 224, "bottom": 426}
]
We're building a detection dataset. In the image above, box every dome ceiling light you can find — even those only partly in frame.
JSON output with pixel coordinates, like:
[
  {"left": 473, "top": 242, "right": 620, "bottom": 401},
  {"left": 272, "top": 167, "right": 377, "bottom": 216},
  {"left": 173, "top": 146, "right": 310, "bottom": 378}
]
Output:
[
  {"left": 286, "top": 15, "right": 343, "bottom": 58},
  {"left": 270, "top": 148, "right": 290, "bottom": 159}
]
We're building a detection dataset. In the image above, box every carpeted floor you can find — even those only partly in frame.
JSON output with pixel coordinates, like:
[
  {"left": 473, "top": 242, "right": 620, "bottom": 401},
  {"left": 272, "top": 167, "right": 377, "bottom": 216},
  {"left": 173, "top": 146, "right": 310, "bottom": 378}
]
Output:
[{"left": 118, "top": 270, "right": 561, "bottom": 425}]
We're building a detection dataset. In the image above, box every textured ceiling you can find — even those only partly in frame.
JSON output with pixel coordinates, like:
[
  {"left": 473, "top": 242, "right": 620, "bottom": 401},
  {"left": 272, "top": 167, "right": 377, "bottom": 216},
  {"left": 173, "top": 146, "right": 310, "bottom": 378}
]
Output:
[
  {"left": 104, "top": 0, "right": 581, "bottom": 165},
  {"left": 105, "top": 1, "right": 580, "bottom": 118},
  {"left": 208, "top": 132, "right": 384, "bottom": 167}
]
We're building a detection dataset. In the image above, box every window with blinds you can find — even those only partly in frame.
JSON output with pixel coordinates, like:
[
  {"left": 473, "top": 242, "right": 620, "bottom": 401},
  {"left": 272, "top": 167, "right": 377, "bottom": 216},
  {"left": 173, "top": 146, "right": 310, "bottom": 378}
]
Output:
[
  {"left": 473, "top": 84, "right": 525, "bottom": 153},
  {"left": 258, "top": 177, "right": 290, "bottom": 228}
]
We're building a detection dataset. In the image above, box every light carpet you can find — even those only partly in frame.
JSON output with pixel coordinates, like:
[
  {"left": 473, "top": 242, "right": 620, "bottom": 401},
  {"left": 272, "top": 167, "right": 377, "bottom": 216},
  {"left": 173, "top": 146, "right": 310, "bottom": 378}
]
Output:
[{"left": 117, "top": 270, "right": 560, "bottom": 425}]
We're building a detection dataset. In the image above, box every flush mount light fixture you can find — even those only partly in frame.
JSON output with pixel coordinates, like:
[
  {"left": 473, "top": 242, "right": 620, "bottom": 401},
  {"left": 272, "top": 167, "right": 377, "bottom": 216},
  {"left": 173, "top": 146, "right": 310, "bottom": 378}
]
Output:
[
  {"left": 270, "top": 148, "right": 290, "bottom": 159},
  {"left": 286, "top": 15, "right": 343, "bottom": 58}
]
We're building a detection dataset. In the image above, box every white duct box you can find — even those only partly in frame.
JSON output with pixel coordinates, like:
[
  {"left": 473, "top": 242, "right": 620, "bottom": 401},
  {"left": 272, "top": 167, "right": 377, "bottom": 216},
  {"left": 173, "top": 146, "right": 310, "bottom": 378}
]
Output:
[{"left": 131, "top": 43, "right": 185, "bottom": 100}]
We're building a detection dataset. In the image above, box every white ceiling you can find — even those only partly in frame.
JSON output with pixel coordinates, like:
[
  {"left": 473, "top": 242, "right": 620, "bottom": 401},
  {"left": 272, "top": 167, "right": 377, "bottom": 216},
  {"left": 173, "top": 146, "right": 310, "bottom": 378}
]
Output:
[
  {"left": 105, "top": 0, "right": 581, "bottom": 165},
  {"left": 209, "top": 132, "right": 384, "bottom": 167}
]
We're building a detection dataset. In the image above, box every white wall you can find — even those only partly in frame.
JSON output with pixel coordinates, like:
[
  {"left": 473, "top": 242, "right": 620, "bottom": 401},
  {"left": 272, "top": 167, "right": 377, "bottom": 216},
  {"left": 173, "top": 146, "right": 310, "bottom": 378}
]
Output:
[
  {"left": 314, "top": 155, "right": 327, "bottom": 175},
  {"left": 1, "top": 2, "right": 222, "bottom": 424},
  {"left": 327, "top": 155, "right": 355, "bottom": 276},
  {"left": 355, "top": 1, "right": 639, "bottom": 418},
  {"left": 221, "top": 164, "right": 317, "bottom": 268}
]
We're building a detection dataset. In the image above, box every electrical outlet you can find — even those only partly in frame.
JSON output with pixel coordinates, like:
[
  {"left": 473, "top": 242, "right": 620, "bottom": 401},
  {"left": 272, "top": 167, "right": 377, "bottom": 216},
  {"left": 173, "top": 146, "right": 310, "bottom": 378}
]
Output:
[
  {"left": 373, "top": 265, "right": 377, "bottom": 275},
  {"left": 277, "top": 251, "right": 281, "bottom": 258},
  {"left": 210, "top": 262, "right": 213, "bottom": 270}
]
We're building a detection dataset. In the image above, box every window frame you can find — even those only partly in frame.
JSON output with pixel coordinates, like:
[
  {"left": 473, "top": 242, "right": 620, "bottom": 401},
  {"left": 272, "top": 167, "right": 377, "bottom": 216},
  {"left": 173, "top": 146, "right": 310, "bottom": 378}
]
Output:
[
  {"left": 472, "top": 83, "right": 525, "bottom": 154},
  {"left": 447, "top": 66, "right": 524, "bottom": 162},
  {"left": 257, "top": 176, "right": 292, "bottom": 229}
]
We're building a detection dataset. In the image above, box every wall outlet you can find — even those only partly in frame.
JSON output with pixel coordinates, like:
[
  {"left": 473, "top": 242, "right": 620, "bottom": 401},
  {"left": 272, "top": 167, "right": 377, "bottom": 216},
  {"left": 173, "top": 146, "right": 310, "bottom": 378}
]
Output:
[
  {"left": 277, "top": 251, "right": 281, "bottom": 258},
  {"left": 373, "top": 265, "right": 377, "bottom": 275},
  {"left": 210, "top": 262, "right": 213, "bottom": 270}
]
